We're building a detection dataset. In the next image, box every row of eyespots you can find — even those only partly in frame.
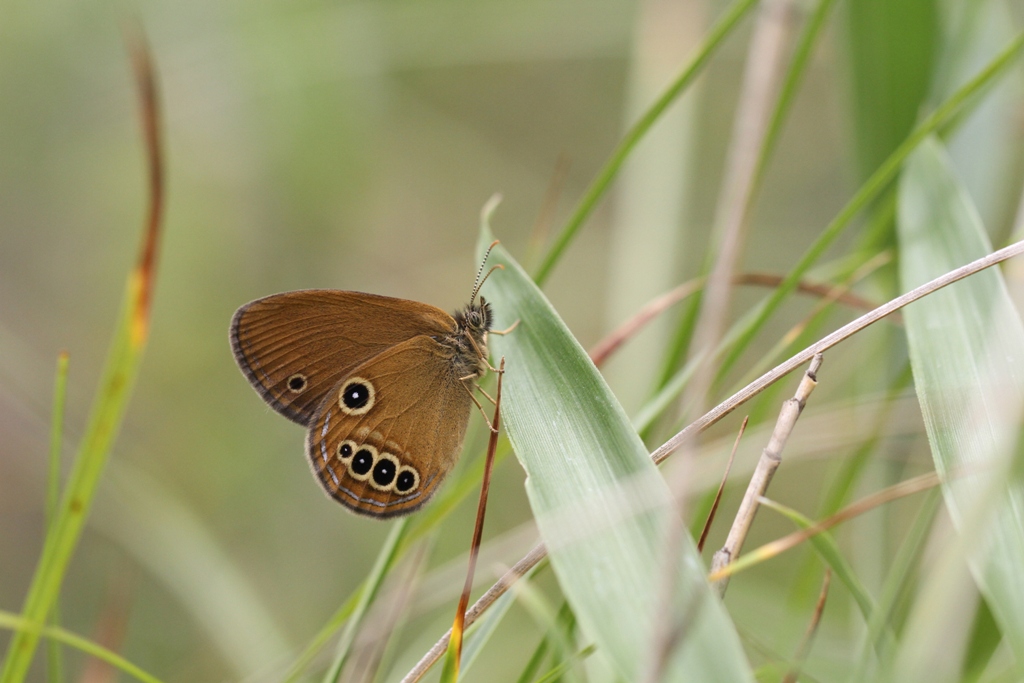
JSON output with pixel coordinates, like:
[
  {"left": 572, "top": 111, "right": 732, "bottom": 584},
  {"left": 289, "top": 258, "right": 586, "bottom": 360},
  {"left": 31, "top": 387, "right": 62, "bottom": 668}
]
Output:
[{"left": 336, "top": 440, "right": 419, "bottom": 493}]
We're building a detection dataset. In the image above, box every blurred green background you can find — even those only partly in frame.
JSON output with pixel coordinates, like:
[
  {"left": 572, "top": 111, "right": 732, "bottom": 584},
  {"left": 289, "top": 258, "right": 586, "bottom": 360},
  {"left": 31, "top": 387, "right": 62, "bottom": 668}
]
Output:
[{"left": 2, "top": 0, "right": 1023, "bottom": 681}]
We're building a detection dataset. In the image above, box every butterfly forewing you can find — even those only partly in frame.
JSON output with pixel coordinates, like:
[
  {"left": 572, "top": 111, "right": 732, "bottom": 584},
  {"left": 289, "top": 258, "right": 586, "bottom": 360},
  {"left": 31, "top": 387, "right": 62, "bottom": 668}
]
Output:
[
  {"left": 305, "top": 335, "right": 475, "bottom": 518},
  {"left": 231, "top": 290, "right": 456, "bottom": 425}
]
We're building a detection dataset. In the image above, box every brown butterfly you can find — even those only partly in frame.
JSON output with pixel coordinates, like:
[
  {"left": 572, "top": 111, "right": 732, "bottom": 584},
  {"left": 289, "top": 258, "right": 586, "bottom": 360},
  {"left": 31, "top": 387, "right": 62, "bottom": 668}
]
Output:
[{"left": 230, "top": 248, "right": 501, "bottom": 518}]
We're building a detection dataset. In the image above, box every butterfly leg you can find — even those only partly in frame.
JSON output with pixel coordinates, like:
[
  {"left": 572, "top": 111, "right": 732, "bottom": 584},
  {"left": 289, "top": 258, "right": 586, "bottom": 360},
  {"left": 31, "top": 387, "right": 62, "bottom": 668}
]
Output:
[
  {"left": 463, "top": 329, "right": 506, "bottom": 374},
  {"left": 489, "top": 319, "right": 520, "bottom": 336},
  {"left": 476, "top": 384, "right": 497, "bottom": 406},
  {"left": 461, "top": 380, "right": 498, "bottom": 433}
]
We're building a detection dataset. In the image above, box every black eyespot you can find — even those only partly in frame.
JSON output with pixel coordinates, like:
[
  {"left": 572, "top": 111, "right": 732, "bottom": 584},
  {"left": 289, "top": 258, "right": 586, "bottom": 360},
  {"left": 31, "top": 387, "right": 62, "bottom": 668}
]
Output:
[
  {"left": 396, "top": 469, "right": 418, "bottom": 493},
  {"left": 287, "top": 374, "right": 307, "bottom": 393},
  {"left": 338, "top": 377, "right": 375, "bottom": 415},
  {"left": 351, "top": 449, "right": 374, "bottom": 475},
  {"left": 337, "top": 442, "right": 353, "bottom": 459},
  {"left": 344, "top": 384, "right": 368, "bottom": 408},
  {"left": 372, "top": 459, "right": 396, "bottom": 487}
]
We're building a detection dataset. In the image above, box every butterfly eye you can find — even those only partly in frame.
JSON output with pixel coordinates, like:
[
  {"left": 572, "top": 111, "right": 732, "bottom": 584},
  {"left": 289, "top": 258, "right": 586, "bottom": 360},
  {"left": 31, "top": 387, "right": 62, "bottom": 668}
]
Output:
[
  {"left": 370, "top": 452, "right": 401, "bottom": 491},
  {"left": 287, "top": 373, "right": 307, "bottom": 393},
  {"left": 348, "top": 445, "right": 377, "bottom": 481},
  {"left": 395, "top": 466, "right": 420, "bottom": 493},
  {"left": 338, "top": 377, "right": 375, "bottom": 416}
]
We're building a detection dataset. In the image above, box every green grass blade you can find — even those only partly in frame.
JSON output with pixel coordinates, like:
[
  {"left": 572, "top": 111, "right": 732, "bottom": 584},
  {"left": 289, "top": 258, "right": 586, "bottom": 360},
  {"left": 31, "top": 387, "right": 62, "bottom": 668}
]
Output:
[
  {"left": 533, "top": 646, "right": 596, "bottom": 683},
  {"left": 962, "top": 598, "right": 1001, "bottom": 681},
  {"left": 758, "top": 499, "right": 880, "bottom": 635},
  {"left": 897, "top": 136, "right": 1024, "bottom": 673},
  {"left": 517, "top": 588, "right": 581, "bottom": 683},
  {"left": 515, "top": 637, "right": 549, "bottom": 683},
  {"left": 0, "top": 612, "right": 164, "bottom": 683},
  {"left": 480, "top": 226, "right": 753, "bottom": 682},
  {"left": 439, "top": 629, "right": 460, "bottom": 682},
  {"left": 753, "top": 0, "right": 838, "bottom": 190},
  {"left": 532, "top": 0, "right": 759, "bottom": 286},
  {"left": 45, "top": 353, "right": 69, "bottom": 683},
  {"left": 45, "top": 352, "right": 69, "bottom": 536}
]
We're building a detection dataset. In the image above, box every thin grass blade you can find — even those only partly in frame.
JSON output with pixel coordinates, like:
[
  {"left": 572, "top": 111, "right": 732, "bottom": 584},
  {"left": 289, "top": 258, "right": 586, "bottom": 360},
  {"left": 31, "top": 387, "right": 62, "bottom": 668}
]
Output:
[
  {"left": 758, "top": 499, "right": 876, "bottom": 626},
  {"left": 533, "top": 0, "right": 759, "bottom": 285},
  {"left": 45, "top": 353, "right": 69, "bottom": 683},
  {"left": 0, "top": 613, "right": 164, "bottom": 683}
]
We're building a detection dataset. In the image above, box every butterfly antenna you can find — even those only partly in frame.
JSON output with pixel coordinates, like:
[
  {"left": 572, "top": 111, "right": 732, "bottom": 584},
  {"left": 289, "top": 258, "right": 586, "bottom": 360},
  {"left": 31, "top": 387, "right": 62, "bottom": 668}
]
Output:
[{"left": 470, "top": 240, "right": 500, "bottom": 303}]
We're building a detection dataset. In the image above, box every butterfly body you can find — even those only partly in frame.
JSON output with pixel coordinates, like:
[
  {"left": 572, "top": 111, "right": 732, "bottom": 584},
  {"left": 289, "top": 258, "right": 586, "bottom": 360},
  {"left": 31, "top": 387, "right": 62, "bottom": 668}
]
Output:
[{"left": 231, "top": 290, "right": 493, "bottom": 518}]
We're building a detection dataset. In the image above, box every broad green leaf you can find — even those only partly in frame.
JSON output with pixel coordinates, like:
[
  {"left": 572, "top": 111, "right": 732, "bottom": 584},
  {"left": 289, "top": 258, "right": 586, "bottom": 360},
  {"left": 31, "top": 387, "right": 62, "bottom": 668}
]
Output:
[
  {"left": 479, "top": 227, "right": 752, "bottom": 682},
  {"left": 897, "top": 137, "right": 1024, "bottom": 676}
]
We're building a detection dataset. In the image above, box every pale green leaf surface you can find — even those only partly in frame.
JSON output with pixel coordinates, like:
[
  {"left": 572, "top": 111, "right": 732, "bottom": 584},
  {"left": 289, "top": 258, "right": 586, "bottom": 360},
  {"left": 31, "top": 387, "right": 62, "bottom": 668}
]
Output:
[
  {"left": 897, "top": 137, "right": 1024, "bottom": 669},
  {"left": 478, "top": 229, "right": 752, "bottom": 682}
]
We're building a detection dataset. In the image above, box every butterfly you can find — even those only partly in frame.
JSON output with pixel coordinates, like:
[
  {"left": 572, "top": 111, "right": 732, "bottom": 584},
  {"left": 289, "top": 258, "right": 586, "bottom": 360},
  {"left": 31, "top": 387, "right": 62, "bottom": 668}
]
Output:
[{"left": 230, "top": 247, "right": 502, "bottom": 518}]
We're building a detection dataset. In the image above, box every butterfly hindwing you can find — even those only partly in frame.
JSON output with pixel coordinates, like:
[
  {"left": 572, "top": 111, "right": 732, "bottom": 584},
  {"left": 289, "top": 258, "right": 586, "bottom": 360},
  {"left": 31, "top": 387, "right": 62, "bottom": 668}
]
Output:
[
  {"left": 230, "top": 290, "right": 456, "bottom": 426},
  {"left": 305, "top": 335, "right": 475, "bottom": 518}
]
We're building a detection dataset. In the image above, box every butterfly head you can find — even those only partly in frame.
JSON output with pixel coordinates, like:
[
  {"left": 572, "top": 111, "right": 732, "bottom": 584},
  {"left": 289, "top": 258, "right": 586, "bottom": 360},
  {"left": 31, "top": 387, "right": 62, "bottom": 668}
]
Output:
[
  {"left": 451, "top": 296, "right": 492, "bottom": 378},
  {"left": 458, "top": 296, "right": 493, "bottom": 336}
]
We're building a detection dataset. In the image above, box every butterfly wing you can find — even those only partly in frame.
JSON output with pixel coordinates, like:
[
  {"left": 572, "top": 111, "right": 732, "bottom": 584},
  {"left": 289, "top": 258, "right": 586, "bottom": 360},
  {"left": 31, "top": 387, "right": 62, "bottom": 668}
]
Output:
[
  {"left": 306, "top": 335, "right": 475, "bottom": 518},
  {"left": 230, "top": 290, "right": 456, "bottom": 426}
]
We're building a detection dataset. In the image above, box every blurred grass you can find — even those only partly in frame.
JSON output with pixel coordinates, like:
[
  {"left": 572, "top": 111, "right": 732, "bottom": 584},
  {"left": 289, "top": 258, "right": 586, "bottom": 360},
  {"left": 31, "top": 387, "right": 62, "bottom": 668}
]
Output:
[{"left": 2, "top": 1, "right": 1024, "bottom": 681}]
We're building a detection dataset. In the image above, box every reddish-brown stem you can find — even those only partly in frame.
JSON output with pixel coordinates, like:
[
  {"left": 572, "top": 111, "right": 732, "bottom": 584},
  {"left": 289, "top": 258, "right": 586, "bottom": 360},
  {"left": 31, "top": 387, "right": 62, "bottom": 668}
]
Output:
[
  {"left": 448, "top": 357, "right": 505, "bottom": 669},
  {"left": 697, "top": 416, "right": 747, "bottom": 553},
  {"left": 122, "top": 23, "right": 164, "bottom": 345}
]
